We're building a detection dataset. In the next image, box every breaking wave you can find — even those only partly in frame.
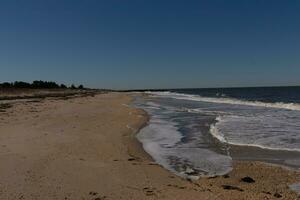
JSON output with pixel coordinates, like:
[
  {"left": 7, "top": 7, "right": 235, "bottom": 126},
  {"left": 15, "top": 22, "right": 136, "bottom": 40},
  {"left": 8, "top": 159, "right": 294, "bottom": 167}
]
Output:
[
  {"left": 148, "top": 91, "right": 300, "bottom": 111},
  {"left": 209, "top": 116, "right": 300, "bottom": 152}
]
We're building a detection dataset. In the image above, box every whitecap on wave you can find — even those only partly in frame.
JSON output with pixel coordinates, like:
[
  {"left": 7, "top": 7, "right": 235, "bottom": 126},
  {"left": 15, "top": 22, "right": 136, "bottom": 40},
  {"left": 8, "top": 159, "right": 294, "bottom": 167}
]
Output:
[{"left": 149, "top": 91, "right": 300, "bottom": 111}]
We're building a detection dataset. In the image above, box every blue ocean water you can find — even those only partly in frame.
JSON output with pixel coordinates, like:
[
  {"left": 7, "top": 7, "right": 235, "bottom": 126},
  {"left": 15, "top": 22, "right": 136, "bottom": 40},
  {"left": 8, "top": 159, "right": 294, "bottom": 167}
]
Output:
[{"left": 134, "top": 86, "right": 300, "bottom": 179}]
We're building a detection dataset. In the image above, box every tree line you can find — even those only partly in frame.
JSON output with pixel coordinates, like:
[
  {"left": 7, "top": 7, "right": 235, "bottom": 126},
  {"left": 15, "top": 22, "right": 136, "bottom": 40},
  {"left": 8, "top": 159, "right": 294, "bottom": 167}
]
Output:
[{"left": 0, "top": 81, "right": 84, "bottom": 89}]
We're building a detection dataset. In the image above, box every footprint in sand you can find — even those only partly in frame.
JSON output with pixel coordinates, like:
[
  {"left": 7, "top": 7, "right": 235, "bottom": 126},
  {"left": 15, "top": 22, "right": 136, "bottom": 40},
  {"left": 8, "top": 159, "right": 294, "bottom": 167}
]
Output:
[
  {"left": 142, "top": 187, "right": 160, "bottom": 197},
  {"left": 88, "top": 191, "right": 107, "bottom": 200}
]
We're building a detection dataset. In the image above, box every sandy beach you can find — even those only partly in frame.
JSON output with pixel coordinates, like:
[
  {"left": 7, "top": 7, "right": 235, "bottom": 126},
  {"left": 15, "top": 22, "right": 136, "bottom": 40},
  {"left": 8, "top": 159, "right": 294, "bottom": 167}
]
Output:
[{"left": 0, "top": 92, "right": 299, "bottom": 200}]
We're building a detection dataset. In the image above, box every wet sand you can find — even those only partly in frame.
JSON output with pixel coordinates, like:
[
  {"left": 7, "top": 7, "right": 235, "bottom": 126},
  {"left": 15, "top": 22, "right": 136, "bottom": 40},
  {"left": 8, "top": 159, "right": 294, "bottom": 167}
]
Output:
[
  {"left": 230, "top": 144, "right": 300, "bottom": 169},
  {"left": 0, "top": 92, "right": 299, "bottom": 199}
]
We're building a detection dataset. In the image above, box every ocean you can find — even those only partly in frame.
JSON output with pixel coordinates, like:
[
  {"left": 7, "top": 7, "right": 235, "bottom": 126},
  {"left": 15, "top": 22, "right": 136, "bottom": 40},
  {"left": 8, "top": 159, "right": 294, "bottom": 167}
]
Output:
[{"left": 133, "top": 86, "right": 300, "bottom": 179}]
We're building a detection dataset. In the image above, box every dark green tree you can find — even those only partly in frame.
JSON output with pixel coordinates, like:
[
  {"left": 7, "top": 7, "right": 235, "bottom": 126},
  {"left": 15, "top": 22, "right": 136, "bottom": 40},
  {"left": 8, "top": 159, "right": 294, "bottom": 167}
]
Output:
[
  {"left": 60, "top": 84, "right": 67, "bottom": 89},
  {"left": 70, "top": 84, "right": 76, "bottom": 89}
]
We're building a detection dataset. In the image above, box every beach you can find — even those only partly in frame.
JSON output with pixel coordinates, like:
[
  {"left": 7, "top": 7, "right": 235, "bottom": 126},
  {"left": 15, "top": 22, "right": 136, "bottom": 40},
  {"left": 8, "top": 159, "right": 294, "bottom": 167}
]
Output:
[{"left": 0, "top": 92, "right": 299, "bottom": 200}]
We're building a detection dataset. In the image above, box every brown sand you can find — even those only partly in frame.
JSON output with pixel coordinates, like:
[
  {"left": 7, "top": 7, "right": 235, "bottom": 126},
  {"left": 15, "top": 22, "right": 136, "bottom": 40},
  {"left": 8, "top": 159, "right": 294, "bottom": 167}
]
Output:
[{"left": 0, "top": 92, "right": 299, "bottom": 200}]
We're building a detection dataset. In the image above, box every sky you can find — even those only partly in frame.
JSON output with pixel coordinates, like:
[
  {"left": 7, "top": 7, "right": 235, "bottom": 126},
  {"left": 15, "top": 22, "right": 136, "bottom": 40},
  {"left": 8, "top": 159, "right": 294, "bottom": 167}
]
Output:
[{"left": 0, "top": 0, "right": 299, "bottom": 89}]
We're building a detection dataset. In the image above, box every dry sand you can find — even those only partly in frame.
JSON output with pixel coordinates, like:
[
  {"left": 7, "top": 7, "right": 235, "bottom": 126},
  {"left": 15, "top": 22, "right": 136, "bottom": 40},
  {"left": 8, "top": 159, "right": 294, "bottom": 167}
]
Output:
[{"left": 0, "top": 92, "right": 299, "bottom": 200}]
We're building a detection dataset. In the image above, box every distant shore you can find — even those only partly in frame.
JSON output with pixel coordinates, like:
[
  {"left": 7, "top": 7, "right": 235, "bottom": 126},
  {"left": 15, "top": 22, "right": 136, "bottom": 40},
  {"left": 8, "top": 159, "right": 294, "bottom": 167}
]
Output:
[
  {"left": 0, "top": 91, "right": 299, "bottom": 199},
  {"left": 0, "top": 88, "right": 105, "bottom": 100}
]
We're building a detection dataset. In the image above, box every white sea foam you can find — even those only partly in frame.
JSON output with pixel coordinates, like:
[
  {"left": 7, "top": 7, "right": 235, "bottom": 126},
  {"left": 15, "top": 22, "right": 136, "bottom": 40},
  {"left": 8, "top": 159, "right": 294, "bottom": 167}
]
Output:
[
  {"left": 149, "top": 91, "right": 300, "bottom": 111},
  {"left": 209, "top": 115, "right": 300, "bottom": 152},
  {"left": 136, "top": 114, "right": 232, "bottom": 179},
  {"left": 188, "top": 108, "right": 231, "bottom": 115},
  {"left": 209, "top": 118, "right": 226, "bottom": 143},
  {"left": 145, "top": 101, "right": 162, "bottom": 109}
]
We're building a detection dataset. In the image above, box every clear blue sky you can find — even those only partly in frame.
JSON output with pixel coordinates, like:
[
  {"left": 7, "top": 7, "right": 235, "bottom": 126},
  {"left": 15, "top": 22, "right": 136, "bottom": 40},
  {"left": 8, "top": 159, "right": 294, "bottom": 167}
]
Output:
[{"left": 0, "top": 0, "right": 299, "bottom": 89}]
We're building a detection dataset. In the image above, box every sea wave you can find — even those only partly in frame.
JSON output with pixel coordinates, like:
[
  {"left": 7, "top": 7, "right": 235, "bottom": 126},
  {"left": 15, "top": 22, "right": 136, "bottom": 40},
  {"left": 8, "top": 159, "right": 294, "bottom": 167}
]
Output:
[
  {"left": 209, "top": 116, "right": 300, "bottom": 152},
  {"left": 137, "top": 117, "right": 233, "bottom": 178},
  {"left": 147, "top": 91, "right": 300, "bottom": 111}
]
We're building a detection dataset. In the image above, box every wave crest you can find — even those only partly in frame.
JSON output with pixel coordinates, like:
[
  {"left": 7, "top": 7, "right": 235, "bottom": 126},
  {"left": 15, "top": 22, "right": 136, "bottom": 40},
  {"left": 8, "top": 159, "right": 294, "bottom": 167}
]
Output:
[
  {"left": 209, "top": 115, "right": 300, "bottom": 152},
  {"left": 148, "top": 91, "right": 300, "bottom": 111}
]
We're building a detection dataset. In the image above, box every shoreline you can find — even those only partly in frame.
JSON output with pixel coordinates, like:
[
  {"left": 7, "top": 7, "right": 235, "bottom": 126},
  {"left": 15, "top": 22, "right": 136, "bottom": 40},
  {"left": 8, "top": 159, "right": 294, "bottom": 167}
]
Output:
[
  {"left": 131, "top": 92, "right": 300, "bottom": 170},
  {"left": 129, "top": 93, "right": 300, "bottom": 196},
  {"left": 0, "top": 92, "right": 299, "bottom": 199}
]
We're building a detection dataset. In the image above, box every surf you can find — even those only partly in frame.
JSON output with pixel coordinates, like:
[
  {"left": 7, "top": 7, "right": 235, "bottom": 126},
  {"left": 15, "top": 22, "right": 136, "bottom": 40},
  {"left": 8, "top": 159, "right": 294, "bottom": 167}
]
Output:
[{"left": 148, "top": 91, "right": 300, "bottom": 111}]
